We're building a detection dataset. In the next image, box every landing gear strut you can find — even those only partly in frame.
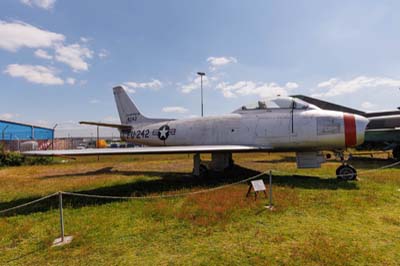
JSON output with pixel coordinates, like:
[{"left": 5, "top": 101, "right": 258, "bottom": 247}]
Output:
[
  {"left": 393, "top": 146, "right": 400, "bottom": 160},
  {"left": 335, "top": 152, "right": 357, "bottom": 180},
  {"left": 192, "top": 152, "right": 233, "bottom": 176},
  {"left": 192, "top": 153, "right": 209, "bottom": 177}
]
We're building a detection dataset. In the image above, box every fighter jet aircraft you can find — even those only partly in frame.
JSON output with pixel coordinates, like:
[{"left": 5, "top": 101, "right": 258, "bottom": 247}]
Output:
[{"left": 24, "top": 86, "right": 369, "bottom": 180}]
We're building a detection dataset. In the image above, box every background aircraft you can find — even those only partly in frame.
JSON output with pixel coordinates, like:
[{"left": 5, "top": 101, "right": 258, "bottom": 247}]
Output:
[
  {"left": 25, "top": 86, "right": 369, "bottom": 180},
  {"left": 293, "top": 95, "right": 400, "bottom": 159}
]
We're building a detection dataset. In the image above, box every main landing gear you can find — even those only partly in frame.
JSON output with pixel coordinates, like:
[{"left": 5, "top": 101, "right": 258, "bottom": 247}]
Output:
[
  {"left": 393, "top": 146, "right": 400, "bottom": 160},
  {"left": 192, "top": 152, "right": 234, "bottom": 176},
  {"left": 335, "top": 153, "right": 357, "bottom": 180}
]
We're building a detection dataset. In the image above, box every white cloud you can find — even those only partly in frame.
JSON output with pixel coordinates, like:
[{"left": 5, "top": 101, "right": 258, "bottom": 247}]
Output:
[
  {"left": 121, "top": 86, "right": 135, "bottom": 94},
  {"left": 20, "top": 0, "right": 56, "bottom": 10},
  {"left": 66, "top": 77, "right": 76, "bottom": 85},
  {"left": 124, "top": 79, "right": 163, "bottom": 90},
  {"left": 80, "top": 37, "right": 90, "bottom": 43},
  {"left": 313, "top": 76, "right": 400, "bottom": 98},
  {"left": 0, "top": 20, "right": 95, "bottom": 73},
  {"left": 89, "top": 99, "right": 100, "bottom": 104},
  {"left": 0, "top": 20, "right": 64, "bottom": 52},
  {"left": 98, "top": 49, "right": 109, "bottom": 59},
  {"left": 216, "top": 81, "right": 297, "bottom": 98},
  {"left": 34, "top": 49, "right": 52, "bottom": 59},
  {"left": 181, "top": 76, "right": 209, "bottom": 93},
  {"left": 285, "top": 82, "right": 299, "bottom": 89},
  {"left": 162, "top": 106, "right": 189, "bottom": 114},
  {"left": 361, "top": 101, "right": 378, "bottom": 110},
  {"left": 4, "top": 64, "right": 64, "bottom": 85},
  {"left": 207, "top": 56, "right": 237, "bottom": 71},
  {"left": 55, "top": 44, "right": 93, "bottom": 72},
  {"left": 0, "top": 113, "right": 20, "bottom": 120}
]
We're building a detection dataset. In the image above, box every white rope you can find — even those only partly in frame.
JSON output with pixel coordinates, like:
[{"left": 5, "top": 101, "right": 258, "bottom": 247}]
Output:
[
  {"left": 0, "top": 171, "right": 269, "bottom": 213},
  {"left": 272, "top": 160, "right": 400, "bottom": 179},
  {"left": 1, "top": 160, "right": 397, "bottom": 213},
  {"left": 62, "top": 170, "right": 269, "bottom": 200},
  {"left": 0, "top": 192, "right": 59, "bottom": 214},
  {"left": 358, "top": 160, "right": 400, "bottom": 173}
]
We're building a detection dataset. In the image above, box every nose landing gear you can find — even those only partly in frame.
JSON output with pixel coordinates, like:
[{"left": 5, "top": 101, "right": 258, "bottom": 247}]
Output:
[
  {"left": 336, "top": 164, "right": 357, "bottom": 180},
  {"left": 335, "top": 152, "right": 357, "bottom": 180}
]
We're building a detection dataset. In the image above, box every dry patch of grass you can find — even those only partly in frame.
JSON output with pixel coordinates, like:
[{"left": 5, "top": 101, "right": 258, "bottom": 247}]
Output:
[
  {"left": 283, "top": 231, "right": 372, "bottom": 266},
  {"left": 175, "top": 186, "right": 257, "bottom": 226},
  {"left": 381, "top": 215, "right": 400, "bottom": 226}
]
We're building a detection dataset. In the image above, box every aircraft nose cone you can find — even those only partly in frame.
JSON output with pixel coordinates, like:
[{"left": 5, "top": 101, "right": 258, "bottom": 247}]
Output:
[{"left": 355, "top": 114, "right": 369, "bottom": 146}]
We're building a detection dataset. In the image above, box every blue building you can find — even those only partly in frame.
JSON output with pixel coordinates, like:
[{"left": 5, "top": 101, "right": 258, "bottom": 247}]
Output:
[{"left": 0, "top": 120, "right": 54, "bottom": 141}]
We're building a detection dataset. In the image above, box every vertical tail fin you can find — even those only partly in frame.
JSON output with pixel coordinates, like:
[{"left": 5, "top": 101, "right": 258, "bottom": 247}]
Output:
[{"left": 113, "top": 86, "right": 171, "bottom": 125}]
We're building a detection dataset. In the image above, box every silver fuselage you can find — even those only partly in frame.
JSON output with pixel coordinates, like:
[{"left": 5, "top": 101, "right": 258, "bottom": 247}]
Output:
[{"left": 121, "top": 108, "right": 369, "bottom": 152}]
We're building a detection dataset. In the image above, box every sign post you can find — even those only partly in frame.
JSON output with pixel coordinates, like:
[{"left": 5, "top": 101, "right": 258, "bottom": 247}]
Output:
[
  {"left": 266, "top": 170, "right": 274, "bottom": 210},
  {"left": 246, "top": 179, "right": 267, "bottom": 200}
]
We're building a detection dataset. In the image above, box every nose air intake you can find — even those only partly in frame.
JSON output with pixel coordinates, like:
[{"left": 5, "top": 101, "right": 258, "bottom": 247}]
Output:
[
  {"left": 344, "top": 114, "right": 357, "bottom": 147},
  {"left": 343, "top": 114, "right": 369, "bottom": 147}
]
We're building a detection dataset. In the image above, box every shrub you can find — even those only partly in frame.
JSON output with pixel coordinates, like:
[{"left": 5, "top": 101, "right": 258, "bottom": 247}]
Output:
[
  {"left": 0, "top": 150, "right": 53, "bottom": 167},
  {"left": 0, "top": 152, "right": 25, "bottom": 166},
  {"left": 25, "top": 156, "right": 53, "bottom": 165}
]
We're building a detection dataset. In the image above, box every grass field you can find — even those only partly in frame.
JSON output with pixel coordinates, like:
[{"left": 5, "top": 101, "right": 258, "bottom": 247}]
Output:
[{"left": 0, "top": 153, "right": 399, "bottom": 265}]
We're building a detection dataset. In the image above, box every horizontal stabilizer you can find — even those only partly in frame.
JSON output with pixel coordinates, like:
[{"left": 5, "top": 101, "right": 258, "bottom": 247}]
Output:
[{"left": 79, "top": 121, "right": 132, "bottom": 130}]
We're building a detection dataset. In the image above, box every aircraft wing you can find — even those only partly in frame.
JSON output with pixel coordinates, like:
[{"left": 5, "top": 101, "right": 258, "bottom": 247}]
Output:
[
  {"left": 366, "top": 128, "right": 400, "bottom": 132},
  {"left": 365, "top": 128, "right": 400, "bottom": 143},
  {"left": 23, "top": 145, "right": 271, "bottom": 157},
  {"left": 79, "top": 121, "right": 132, "bottom": 130}
]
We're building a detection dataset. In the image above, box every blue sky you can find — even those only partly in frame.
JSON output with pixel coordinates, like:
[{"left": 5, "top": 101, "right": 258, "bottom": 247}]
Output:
[{"left": 1, "top": 0, "right": 400, "bottom": 137}]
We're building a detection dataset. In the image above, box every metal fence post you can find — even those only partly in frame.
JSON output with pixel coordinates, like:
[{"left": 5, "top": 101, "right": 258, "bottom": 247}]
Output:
[
  {"left": 267, "top": 170, "right": 273, "bottom": 210},
  {"left": 59, "top": 191, "right": 64, "bottom": 242},
  {"left": 52, "top": 191, "right": 72, "bottom": 247}
]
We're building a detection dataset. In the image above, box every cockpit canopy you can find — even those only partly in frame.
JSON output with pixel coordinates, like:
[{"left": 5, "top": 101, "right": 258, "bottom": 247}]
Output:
[{"left": 234, "top": 97, "right": 319, "bottom": 112}]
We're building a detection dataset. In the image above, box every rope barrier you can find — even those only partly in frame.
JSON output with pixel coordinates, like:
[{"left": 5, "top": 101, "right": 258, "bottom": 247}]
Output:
[
  {"left": 272, "top": 160, "right": 400, "bottom": 179},
  {"left": 358, "top": 160, "right": 400, "bottom": 172},
  {"left": 0, "top": 192, "right": 58, "bottom": 214},
  {"left": 0, "top": 159, "right": 398, "bottom": 214},
  {"left": 62, "top": 170, "right": 268, "bottom": 200},
  {"left": 0, "top": 171, "right": 268, "bottom": 214}
]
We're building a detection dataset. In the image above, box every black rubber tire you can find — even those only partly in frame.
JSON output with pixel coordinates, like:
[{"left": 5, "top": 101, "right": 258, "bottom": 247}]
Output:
[
  {"left": 336, "top": 164, "right": 357, "bottom": 180},
  {"left": 393, "top": 146, "right": 400, "bottom": 160}
]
